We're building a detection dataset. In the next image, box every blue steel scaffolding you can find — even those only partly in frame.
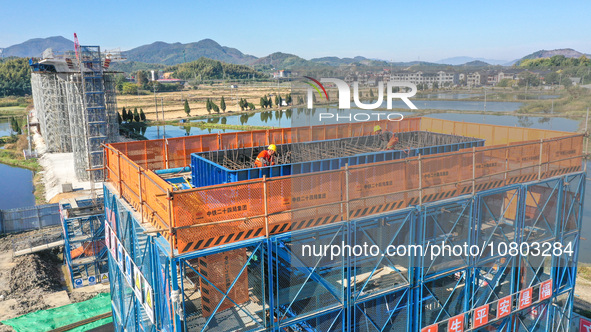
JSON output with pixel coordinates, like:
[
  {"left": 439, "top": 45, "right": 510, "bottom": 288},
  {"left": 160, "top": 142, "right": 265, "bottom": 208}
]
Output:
[
  {"left": 61, "top": 197, "right": 109, "bottom": 288},
  {"left": 103, "top": 149, "right": 584, "bottom": 330},
  {"left": 104, "top": 172, "right": 584, "bottom": 331}
]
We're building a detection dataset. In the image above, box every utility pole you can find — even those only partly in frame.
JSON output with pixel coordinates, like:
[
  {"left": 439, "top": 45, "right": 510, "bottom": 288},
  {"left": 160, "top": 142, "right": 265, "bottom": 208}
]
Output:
[
  {"left": 161, "top": 97, "right": 166, "bottom": 138},
  {"left": 484, "top": 87, "right": 487, "bottom": 112},
  {"left": 152, "top": 70, "right": 159, "bottom": 122}
]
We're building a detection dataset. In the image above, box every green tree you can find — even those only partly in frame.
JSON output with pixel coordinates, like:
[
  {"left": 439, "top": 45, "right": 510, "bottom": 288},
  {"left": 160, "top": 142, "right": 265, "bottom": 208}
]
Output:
[
  {"left": 220, "top": 96, "right": 226, "bottom": 112},
  {"left": 268, "top": 96, "right": 273, "bottom": 108},
  {"left": 122, "top": 83, "right": 138, "bottom": 95},
  {"left": 0, "top": 58, "right": 32, "bottom": 96},
  {"left": 433, "top": 82, "right": 439, "bottom": 89},
  {"left": 497, "top": 79, "right": 513, "bottom": 87},
  {"left": 117, "top": 112, "right": 123, "bottom": 125},
  {"left": 369, "top": 89, "right": 374, "bottom": 98},
  {"left": 140, "top": 109, "right": 146, "bottom": 121},
  {"left": 10, "top": 117, "right": 18, "bottom": 133},
  {"left": 544, "top": 72, "right": 560, "bottom": 85},
  {"left": 518, "top": 71, "right": 541, "bottom": 87},
  {"left": 260, "top": 97, "right": 266, "bottom": 109},
  {"left": 121, "top": 107, "right": 127, "bottom": 122},
  {"left": 133, "top": 109, "right": 140, "bottom": 122},
  {"left": 136, "top": 70, "right": 149, "bottom": 88},
  {"left": 275, "top": 95, "right": 281, "bottom": 107},
  {"left": 248, "top": 102, "right": 255, "bottom": 110},
  {"left": 209, "top": 101, "right": 219, "bottom": 113},
  {"left": 184, "top": 100, "right": 191, "bottom": 116},
  {"left": 206, "top": 98, "right": 212, "bottom": 114}
]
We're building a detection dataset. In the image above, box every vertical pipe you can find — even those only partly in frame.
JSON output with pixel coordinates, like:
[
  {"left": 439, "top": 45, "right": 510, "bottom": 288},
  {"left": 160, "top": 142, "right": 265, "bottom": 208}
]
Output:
[
  {"left": 167, "top": 189, "right": 175, "bottom": 258},
  {"left": 165, "top": 138, "right": 169, "bottom": 169},
  {"left": 538, "top": 139, "right": 544, "bottom": 181},
  {"left": 418, "top": 155, "right": 423, "bottom": 205},
  {"left": 263, "top": 176, "right": 269, "bottom": 238},
  {"left": 117, "top": 151, "right": 122, "bottom": 197},
  {"left": 171, "top": 258, "right": 180, "bottom": 332},
  {"left": 344, "top": 163, "right": 351, "bottom": 331},
  {"left": 504, "top": 148, "right": 509, "bottom": 186},
  {"left": 585, "top": 107, "right": 589, "bottom": 172},
  {"left": 472, "top": 147, "right": 476, "bottom": 195},
  {"left": 138, "top": 169, "right": 144, "bottom": 224}
]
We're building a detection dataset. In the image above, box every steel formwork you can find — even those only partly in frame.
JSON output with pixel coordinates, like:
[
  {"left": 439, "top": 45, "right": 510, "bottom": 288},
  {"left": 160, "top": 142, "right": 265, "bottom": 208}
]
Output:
[
  {"left": 102, "top": 118, "right": 585, "bottom": 332},
  {"left": 60, "top": 197, "right": 109, "bottom": 287}
]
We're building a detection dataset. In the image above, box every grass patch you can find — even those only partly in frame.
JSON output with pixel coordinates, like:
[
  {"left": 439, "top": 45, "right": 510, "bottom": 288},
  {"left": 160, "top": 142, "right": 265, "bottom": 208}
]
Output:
[
  {"left": 517, "top": 87, "right": 591, "bottom": 117},
  {"left": 0, "top": 106, "right": 27, "bottom": 117},
  {"left": 33, "top": 172, "right": 47, "bottom": 205},
  {"left": 0, "top": 149, "right": 40, "bottom": 171},
  {"left": 0, "top": 135, "right": 41, "bottom": 171},
  {"left": 579, "top": 264, "right": 591, "bottom": 280}
]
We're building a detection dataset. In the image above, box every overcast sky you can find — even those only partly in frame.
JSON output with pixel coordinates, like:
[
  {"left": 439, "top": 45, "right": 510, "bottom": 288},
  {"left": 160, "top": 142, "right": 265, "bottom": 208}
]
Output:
[{"left": 1, "top": 0, "right": 590, "bottom": 62}]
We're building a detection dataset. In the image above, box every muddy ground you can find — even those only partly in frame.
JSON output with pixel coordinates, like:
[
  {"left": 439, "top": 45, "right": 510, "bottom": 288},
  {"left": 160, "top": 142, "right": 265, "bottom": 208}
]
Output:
[{"left": 0, "top": 227, "right": 108, "bottom": 330}]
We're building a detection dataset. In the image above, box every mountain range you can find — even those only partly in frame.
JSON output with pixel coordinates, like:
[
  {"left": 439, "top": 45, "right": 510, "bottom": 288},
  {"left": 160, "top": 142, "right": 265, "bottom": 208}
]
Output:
[
  {"left": 2, "top": 36, "right": 589, "bottom": 70},
  {"left": 435, "top": 56, "right": 508, "bottom": 66},
  {"left": 1, "top": 36, "right": 73, "bottom": 58}
]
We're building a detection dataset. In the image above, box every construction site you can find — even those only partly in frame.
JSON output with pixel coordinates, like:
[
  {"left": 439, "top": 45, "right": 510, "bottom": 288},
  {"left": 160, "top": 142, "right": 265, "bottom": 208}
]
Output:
[
  {"left": 0, "top": 38, "right": 585, "bottom": 331},
  {"left": 30, "top": 42, "right": 120, "bottom": 181},
  {"left": 0, "top": 41, "right": 120, "bottom": 331},
  {"left": 102, "top": 117, "right": 585, "bottom": 331}
]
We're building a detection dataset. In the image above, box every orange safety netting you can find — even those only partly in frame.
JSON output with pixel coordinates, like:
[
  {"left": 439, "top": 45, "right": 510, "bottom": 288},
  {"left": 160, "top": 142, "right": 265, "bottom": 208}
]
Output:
[
  {"left": 420, "top": 117, "right": 570, "bottom": 145},
  {"left": 109, "top": 118, "right": 422, "bottom": 170},
  {"left": 104, "top": 117, "right": 583, "bottom": 255}
]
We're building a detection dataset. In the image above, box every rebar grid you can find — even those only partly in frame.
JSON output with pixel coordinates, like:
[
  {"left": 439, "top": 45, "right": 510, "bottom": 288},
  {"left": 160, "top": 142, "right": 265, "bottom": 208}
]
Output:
[{"left": 205, "top": 132, "right": 475, "bottom": 170}]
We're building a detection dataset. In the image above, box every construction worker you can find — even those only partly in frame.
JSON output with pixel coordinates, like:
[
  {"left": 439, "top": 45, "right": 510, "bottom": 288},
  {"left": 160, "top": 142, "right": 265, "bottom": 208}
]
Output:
[
  {"left": 255, "top": 144, "right": 277, "bottom": 167},
  {"left": 373, "top": 125, "right": 399, "bottom": 150}
]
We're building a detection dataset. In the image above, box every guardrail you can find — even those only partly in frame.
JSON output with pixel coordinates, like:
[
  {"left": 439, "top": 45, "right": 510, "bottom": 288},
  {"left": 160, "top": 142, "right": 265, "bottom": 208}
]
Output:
[{"left": 104, "top": 118, "right": 583, "bottom": 255}]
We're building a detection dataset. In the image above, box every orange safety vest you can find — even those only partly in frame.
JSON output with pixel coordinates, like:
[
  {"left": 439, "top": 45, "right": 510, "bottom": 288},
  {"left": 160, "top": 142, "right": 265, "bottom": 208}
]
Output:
[
  {"left": 255, "top": 150, "right": 276, "bottom": 167},
  {"left": 386, "top": 136, "right": 399, "bottom": 149}
]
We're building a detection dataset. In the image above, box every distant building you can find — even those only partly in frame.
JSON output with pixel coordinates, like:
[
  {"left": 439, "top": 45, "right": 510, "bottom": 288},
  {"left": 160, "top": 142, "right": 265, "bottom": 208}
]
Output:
[
  {"left": 389, "top": 71, "right": 457, "bottom": 88},
  {"left": 466, "top": 72, "right": 482, "bottom": 87},
  {"left": 273, "top": 70, "right": 291, "bottom": 78}
]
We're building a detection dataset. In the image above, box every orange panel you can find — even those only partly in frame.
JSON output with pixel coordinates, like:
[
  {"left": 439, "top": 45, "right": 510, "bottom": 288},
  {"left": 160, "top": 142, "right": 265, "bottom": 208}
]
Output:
[{"left": 198, "top": 248, "right": 249, "bottom": 317}]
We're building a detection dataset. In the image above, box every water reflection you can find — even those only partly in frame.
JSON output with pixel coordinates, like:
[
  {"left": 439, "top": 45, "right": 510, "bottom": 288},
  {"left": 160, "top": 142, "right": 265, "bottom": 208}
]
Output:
[
  {"left": 0, "top": 163, "right": 35, "bottom": 209},
  {"left": 0, "top": 119, "right": 14, "bottom": 137},
  {"left": 424, "top": 113, "right": 579, "bottom": 131}
]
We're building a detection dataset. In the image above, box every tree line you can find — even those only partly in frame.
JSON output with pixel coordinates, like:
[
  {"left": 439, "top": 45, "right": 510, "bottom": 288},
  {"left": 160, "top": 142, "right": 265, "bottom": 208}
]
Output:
[
  {"left": 0, "top": 58, "right": 32, "bottom": 97},
  {"left": 118, "top": 107, "right": 146, "bottom": 124},
  {"left": 519, "top": 55, "right": 590, "bottom": 68},
  {"left": 167, "top": 57, "right": 265, "bottom": 81}
]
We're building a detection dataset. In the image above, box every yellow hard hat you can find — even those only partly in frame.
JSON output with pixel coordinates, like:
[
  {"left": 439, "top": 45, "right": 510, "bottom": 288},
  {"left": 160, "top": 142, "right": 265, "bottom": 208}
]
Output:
[
  {"left": 268, "top": 144, "right": 277, "bottom": 151},
  {"left": 373, "top": 125, "right": 382, "bottom": 132}
]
